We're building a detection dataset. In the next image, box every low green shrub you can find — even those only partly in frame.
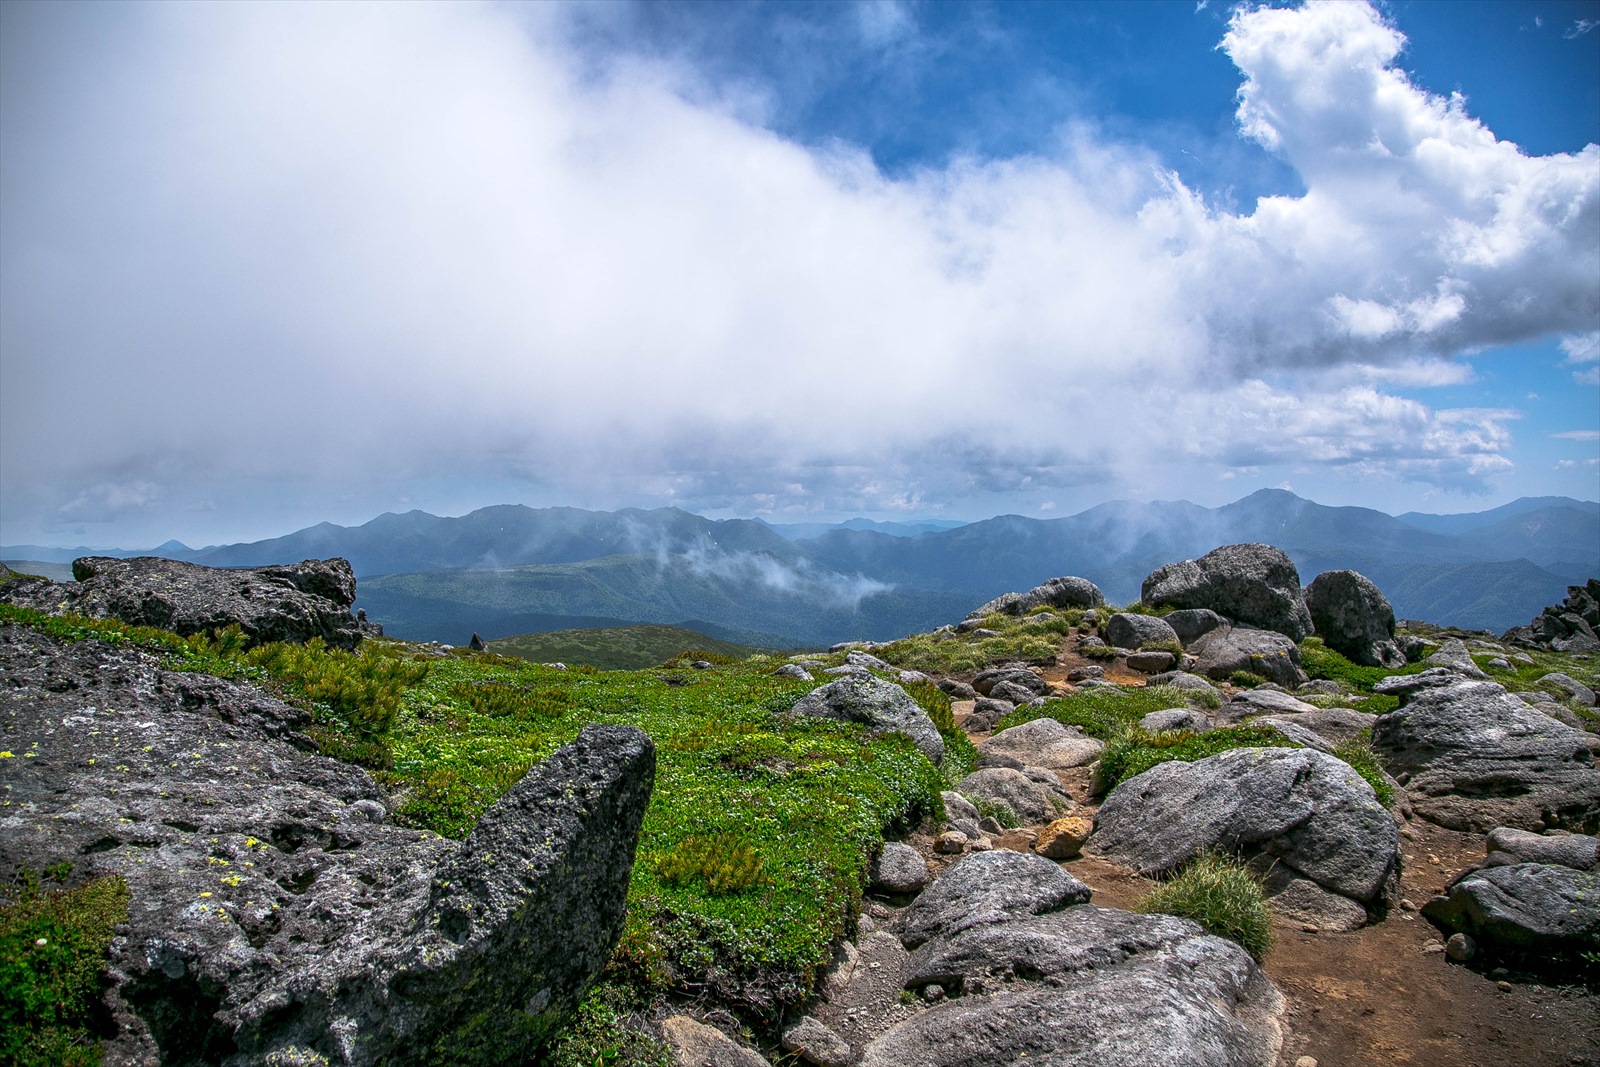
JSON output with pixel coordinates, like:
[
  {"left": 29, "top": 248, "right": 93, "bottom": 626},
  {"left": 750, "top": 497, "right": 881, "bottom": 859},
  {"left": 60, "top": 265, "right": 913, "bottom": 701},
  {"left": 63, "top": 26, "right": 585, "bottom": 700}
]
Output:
[
  {"left": 1228, "top": 670, "right": 1268, "bottom": 688},
  {"left": 1079, "top": 643, "right": 1119, "bottom": 660},
  {"left": 962, "top": 794, "right": 1021, "bottom": 829},
  {"left": 656, "top": 835, "right": 770, "bottom": 895},
  {"left": 1139, "top": 639, "right": 1185, "bottom": 657},
  {"left": 1138, "top": 851, "right": 1274, "bottom": 961},
  {"left": 1, "top": 870, "right": 130, "bottom": 1067},
  {"left": 996, "top": 686, "right": 1198, "bottom": 739}
]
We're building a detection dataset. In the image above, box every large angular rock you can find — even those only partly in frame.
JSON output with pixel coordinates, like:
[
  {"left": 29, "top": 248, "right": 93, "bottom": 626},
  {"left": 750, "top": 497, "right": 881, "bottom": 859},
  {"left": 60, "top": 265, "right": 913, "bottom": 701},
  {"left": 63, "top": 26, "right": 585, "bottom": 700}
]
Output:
[
  {"left": 0, "top": 622, "right": 655, "bottom": 1065},
  {"left": 1187, "top": 624, "right": 1309, "bottom": 689},
  {"left": 1304, "top": 570, "right": 1404, "bottom": 668},
  {"left": 1483, "top": 827, "right": 1600, "bottom": 872},
  {"left": 1090, "top": 747, "right": 1398, "bottom": 905},
  {"left": 977, "top": 716, "right": 1103, "bottom": 770},
  {"left": 1503, "top": 579, "right": 1600, "bottom": 653},
  {"left": 1165, "top": 608, "right": 1228, "bottom": 646},
  {"left": 1, "top": 555, "right": 367, "bottom": 650},
  {"left": 1105, "top": 612, "right": 1181, "bottom": 650},
  {"left": 1141, "top": 543, "right": 1313, "bottom": 642},
  {"left": 967, "top": 576, "right": 1104, "bottom": 618},
  {"left": 1369, "top": 676, "right": 1600, "bottom": 833},
  {"left": 1422, "top": 863, "right": 1600, "bottom": 958},
  {"left": 791, "top": 675, "right": 944, "bottom": 765}
]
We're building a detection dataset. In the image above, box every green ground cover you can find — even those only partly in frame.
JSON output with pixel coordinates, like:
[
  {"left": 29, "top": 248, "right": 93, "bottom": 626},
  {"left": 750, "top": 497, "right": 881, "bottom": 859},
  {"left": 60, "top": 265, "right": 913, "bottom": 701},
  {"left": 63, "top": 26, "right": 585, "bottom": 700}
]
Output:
[{"left": 488, "top": 624, "right": 776, "bottom": 671}]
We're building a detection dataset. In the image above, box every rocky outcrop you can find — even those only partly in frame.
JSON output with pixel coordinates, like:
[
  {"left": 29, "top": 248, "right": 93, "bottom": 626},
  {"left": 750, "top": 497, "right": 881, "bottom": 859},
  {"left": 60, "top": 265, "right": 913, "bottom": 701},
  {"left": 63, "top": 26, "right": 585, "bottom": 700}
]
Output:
[
  {"left": 1141, "top": 543, "right": 1313, "bottom": 642},
  {"left": 967, "top": 576, "right": 1104, "bottom": 618},
  {"left": 1304, "top": 569, "right": 1404, "bottom": 668},
  {"left": 1186, "top": 624, "right": 1309, "bottom": 688},
  {"left": 0, "top": 555, "right": 369, "bottom": 650},
  {"left": 1422, "top": 863, "right": 1600, "bottom": 962},
  {"left": 0, "top": 621, "right": 654, "bottom": 1065},
  {"left": 1090, "top": 748, "right": 1399, "bottom": 911},
  {"left": 1502, "top": 578, "right": 1600, "bottom": 653},
  {"left": 862, "top": 852, "right": 1284, "bottom": 1067},
  {"left": 954, "top": 767, "right": 1072, "bottom": 825},
  {"left": 790, "top": 675, "right": 944, "bottom": 765},
  {"left": 1369, "top": 674, "right": 1600, "bottom": 833}
]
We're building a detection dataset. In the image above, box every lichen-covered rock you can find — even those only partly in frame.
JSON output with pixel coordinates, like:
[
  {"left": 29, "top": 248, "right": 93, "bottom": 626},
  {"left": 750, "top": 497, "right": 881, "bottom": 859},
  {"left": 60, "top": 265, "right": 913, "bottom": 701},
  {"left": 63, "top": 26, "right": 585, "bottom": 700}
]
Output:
[
  {"left": 1, "top": 555, "right": 367, "bottom": 649},
  {"left": 791, "top": 675, "right": 944, "bottom": 765},
  {"left": 871, "top": 842, "right": 931, "bottom": 894},
  {"left": 1422, "top": 863, "right": 1600, "bottom": 959},
  {"left": 977, "top": 717, "right": 1103, "bottom": 770},
  {"left": 1483, "top": 827, "right": 1600, "bottom": 872},
  {"left": 1105, "top": 612, "right": 1181, "bottom": 650},
  {"left": 1090, "top": 748, "right": 1398, "bottom": 906},
  {"left": 1369, "top": 676, "right": 1600, "bottom": 833},
  {"left": 899, "top": 851, "right": 1091, "bottom": 948},
  {"left": 955, "top": 767, "right": 1072, "bottom": 826},
  {"left": 1187, "top": 624, "right": 1309, "bottom": 689},
  {"left": 1142, "top": 544, "right": 1313, "bottom": 642},
  {"left": 0, "top": 621, "right": 654, "bottom": 1065},
  {"left": 1304, "top": 570, "right": 1404, "bottom": 668},
  {"left": 971, "top": 667, "right": 1049, "bottom": 697}
]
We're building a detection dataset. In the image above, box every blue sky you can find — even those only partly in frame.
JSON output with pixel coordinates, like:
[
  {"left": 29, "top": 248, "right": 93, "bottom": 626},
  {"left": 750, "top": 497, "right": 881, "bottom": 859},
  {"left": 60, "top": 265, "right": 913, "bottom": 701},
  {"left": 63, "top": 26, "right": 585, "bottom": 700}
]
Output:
[{"left": 1, "top": 0, "right": 1597, "bottom": 548}]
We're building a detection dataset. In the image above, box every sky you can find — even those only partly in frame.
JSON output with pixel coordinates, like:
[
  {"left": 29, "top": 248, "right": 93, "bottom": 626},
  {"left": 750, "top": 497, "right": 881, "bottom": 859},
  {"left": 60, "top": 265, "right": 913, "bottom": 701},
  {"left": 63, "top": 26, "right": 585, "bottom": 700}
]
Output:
[{"left": 2, "top": 0, "right": 1598, "bottom": 549}]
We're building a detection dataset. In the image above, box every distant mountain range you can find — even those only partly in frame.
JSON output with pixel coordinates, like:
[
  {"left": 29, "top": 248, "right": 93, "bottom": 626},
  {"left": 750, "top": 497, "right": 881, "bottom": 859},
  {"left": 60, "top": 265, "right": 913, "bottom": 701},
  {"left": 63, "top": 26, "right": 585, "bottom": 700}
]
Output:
[{"left": 5, "top": 490, "right": 1596, "bottom": 644}]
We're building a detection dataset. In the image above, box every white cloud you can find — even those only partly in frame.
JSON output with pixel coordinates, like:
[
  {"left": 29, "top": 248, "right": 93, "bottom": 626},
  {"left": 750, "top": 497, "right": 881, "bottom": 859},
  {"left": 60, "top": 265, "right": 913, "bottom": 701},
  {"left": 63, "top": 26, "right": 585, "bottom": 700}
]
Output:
[
  {"left": 1554, "top": 430, "right": 1600, "bottom": 441},
  {"left": 0, "top": 0, "right": 1595, "bottom": 544},
  {"left": 1565, "top": 19, "right": 1598, "bottom": 39}
]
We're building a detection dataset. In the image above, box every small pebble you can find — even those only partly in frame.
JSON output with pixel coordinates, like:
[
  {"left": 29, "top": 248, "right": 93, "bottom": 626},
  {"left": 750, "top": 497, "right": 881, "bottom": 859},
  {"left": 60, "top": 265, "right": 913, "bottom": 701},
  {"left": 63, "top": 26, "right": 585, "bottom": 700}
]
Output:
[
  {"left": 1445, "top": 932, "right": 1475, "bottom": 962},
  {"left": 1295, "top": 1058, "right": 1319, "bottom": 1067},
  {"left": 1497, "top": 980, "right": 1513, "bottom": 992},
  {"left": 1301, "top": 924, "right": 1319, "bottom": 934},
  {"left": 1399, "top": 898, "right": 1418, "bottom": 911}
]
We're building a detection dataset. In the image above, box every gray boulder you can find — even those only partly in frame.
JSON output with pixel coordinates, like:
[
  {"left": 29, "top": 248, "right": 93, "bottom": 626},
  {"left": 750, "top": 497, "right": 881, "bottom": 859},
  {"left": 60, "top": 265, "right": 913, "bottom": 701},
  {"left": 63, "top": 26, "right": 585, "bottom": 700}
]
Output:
[
  {"left": 0, "top": 622, "right": 655, "bottom": 1065},
  {"left": 936, "top": 678, "right": 978, "bottom": 700},
  {"left": 1105, "top": 612, "right": 1181, "bottom": 650},
  {"left": 661, "top": 1017, "right": 772, "bottom": 1067},
  {"left": 1503, "top": 579, "right": 1600, "bottom": 653},
  {"left": 1165, "top": 608, "right": 1228, "bottom": 646},
  {"left": 1146, "top": 670, "right": 1224, "bottom": 698},
  {"left": 1243, "top": 707, "right": 1377, "bottom": 745},
  {"left": 1141, "top": 543, "right": 1313, "bottom": 642},
  {"left": 1091, "top": 747, "right": 1398, "bottom": 905},
  {"left": 967, "top": 576, "right": 1104, "bottom": 618},
  {"left": 792, "top": 675, "right": 944, "bottom": 765},
  {"left": 899, "top": 851, "right": 1092, "bottom": 948},
  {"left": 1187, "top": 624, "right": 1309, "bottom": 688},
  {"left": 972, "top": 667, "right": 1049, "bottom": 697},
  {"left": 955, "top": 767, "right": 1072, "bottom": 825},
  {"left": 1223, "top": 689, "right": 1318, "bottom": 717},
  {"left": 1422, "top": 637, "right": 1490, "bottom": 679},
  {"left": 1540, "top": 671, "right": 1598, "bottom": 707},
  {"left": 1422, "top": 863, "right": 1600, "bottom": 958},
  {"left": 773, "top": 663, "right": 814, "bottom": 681},
  {"left": 1141, "top": 708, "right": 1214, "bottom": 734},
  {"left": 962, "top": 697, "right": 1014, "bottom": 733},
  {"left": 1304, "top": 570, "right": 1404, "bottom": 668},
  {"left": 989, "top": 679, "right": 1042, "bottom": 705},
  {"left": 1369, "top": 676, "right": 1600, "bottom": 832},
  {"left": 1, "top": 555, "right": 367, "bottom": 649},
  {"left": 1126, "top": 650, "right": 1178, "bottom": 673},
  {"left": 871, "top": 842, "right": 931, "bottom": 894},
  {"left": 977, "top": 716, "right": 1104, "bottom": 770},
  {"left": 1264, "top": 876, "right": 1368, "bottom": 933},
  {"left": 1483, "top": 827, "right": 1600, "bottom": 872}
]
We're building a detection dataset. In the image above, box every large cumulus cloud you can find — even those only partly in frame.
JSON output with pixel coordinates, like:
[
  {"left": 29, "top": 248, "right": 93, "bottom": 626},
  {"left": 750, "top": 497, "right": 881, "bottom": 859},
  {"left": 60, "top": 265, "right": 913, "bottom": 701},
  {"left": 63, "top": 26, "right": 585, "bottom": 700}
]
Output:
[{"left": 0, "top": 0, "right": 1594, "bottom": 543}]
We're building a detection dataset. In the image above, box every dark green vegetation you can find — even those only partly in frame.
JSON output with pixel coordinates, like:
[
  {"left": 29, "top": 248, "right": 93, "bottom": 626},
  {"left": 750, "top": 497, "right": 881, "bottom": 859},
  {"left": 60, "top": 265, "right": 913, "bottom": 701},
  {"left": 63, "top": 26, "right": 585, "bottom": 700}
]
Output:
[
  {"left": 1137, "top": 851, "right": 1275, "bottom": 962},
  {"left": 3, "top": 607, "right": 971, "bottom": 1056},
  {"left": 488, "top": 624, "right": 776, "bottom": 671},
  {"left": 875, "top": 610, "right": 1076, "bottom": 675},
  {"left": 0, "top": 868, "right": 129, "bottom": 1067},
  {"left": 996, "top": 685, "right": 1220, "bottom": 741}
]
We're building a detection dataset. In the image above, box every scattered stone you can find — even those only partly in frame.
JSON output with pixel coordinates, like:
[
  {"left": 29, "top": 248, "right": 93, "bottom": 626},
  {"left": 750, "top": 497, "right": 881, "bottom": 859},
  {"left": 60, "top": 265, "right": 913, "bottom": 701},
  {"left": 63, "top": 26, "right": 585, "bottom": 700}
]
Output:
[
  {"left": 1304, "top": 570, "right": 1405, "bottom": 668},
  {"left": 792, "top": 675, "right": 944, "bottom": 765},
  {"left": 1145, "top": 670, "right": 1224, "bottom": 697},
  {"left": 1066, "top": 664, "right": 1105, "bottom": 683},
  {"left": 936, "top": 678, "right": 978, "bottom": 700},
  {"left": 1164, "top": 608, "right": 1228, "bottom": 645},
  {"left": 977, "top": 717, "right": 1103, "bottom": 770},
  {"left": 1483, "top": 827, "right": 1600, "bottom": 872},
  {"left": 1139, "top": 708, "right": 1213, "bottom": 734},
  {"left": 0, "top": 555, "right": 368, "bottom": 650},
  {"left": 955, "top": 767, "right": 1072, "bottom": 825},
  {"left": 972, "top": 667, "right": 1049, "bottom": 697},
  {"left": 781, "top": 1017, "right": 853, "bottom": 1067},
  {"left": 1224, "top": 688, "right": 1319, "bottom": 717},
  {"left": 1105, "top": 612, "right": 1181, "bottom": 651},
  {"left": 934, "top": 831, "right": 970, "bottom": 854},
  {"left": 989, "top": 680, "right": 1043, "bottom": 705},
  {"left": 661, "top": 1016, "right": 772, "bottom": 1067},
  {"left": 1423, "top": 863, "right": 1600, "bottom": 960},
  {"left": 1265, "top": 876, "right": 1369, "bottom": 932},
  {"left": 1502, "top": 579, "right": 1600, "bottom": 653},
  {"left": 1422, "top": 637, "right": 1490, "bottom": 679},
  {"left": 1187, "top": 624, "right": 1309, "bottom": 689},
  {"left": 1142, "top": 543, "right": 1314, "bottom": 641},
  {"left": 773, "top": 663, "right": 814, "bottom": 680},
  {"left": 1540, "top": 671, "right": 1598, "bottom": 707},
  {"left": 1445, "top": 932, "right": 1476, "bottom": 962},
  {"left": 468, "top": 632, "right": 486, "bottom": 651},
  {"left": 962, "top": 697, "right": 1014, "bottom": 733},
  {"left": 871, "top": 842, "right": 930, "bottom": 894},
  {"left": 1240, "top": 707, "right": 1376, "bottom": 745},
  {"left": 1033, "top": 816, "right": 1093, "bottom": 859},
  {"left": 1370, "top": 676, "right": 1600, "bottom": 832},
  {"left": 1091, "top": 747, "right": 1399, "bottom": 905},
  {"left": 1126, "top": 650, "right": 1178, "bottom": 673},
  {"left": 846, "top": 649, "right": 894, "bottom": 672}
]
